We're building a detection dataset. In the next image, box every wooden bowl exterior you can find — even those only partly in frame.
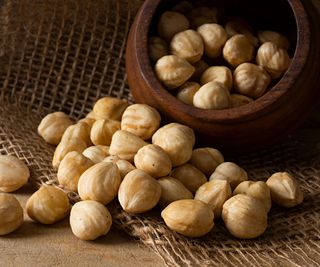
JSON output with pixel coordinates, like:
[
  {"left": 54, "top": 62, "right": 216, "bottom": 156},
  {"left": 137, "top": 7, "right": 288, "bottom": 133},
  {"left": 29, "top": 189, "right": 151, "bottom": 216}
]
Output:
[{"left": 126, "top": 0, "right": 320, "bottom": 152}]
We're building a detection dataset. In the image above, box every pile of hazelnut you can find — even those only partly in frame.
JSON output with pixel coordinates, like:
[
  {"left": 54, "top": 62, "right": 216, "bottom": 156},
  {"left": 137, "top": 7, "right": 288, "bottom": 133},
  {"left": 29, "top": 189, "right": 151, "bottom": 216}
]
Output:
[
  {"left": 150, "top": 1, "right": 291, "bottom": 109},
  {"left": 0, "top": 96, "right": 303, "bottom": 240}
]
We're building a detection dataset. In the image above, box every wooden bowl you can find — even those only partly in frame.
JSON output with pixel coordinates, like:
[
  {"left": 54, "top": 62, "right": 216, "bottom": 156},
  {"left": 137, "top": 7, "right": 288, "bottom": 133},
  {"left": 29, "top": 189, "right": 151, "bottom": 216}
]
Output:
[{"left": 126, "top": 0, "right": 320, "bottom": 153}]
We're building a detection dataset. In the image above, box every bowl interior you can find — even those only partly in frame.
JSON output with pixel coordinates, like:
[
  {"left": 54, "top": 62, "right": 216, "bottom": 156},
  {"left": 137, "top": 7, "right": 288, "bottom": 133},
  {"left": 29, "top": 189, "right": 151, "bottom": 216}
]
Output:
[
  {"left": 140, "top": 0, "right": 309, "bottom": 122},
  {"left": 150, "top": 0, "right": 297, "bottom": 54}
]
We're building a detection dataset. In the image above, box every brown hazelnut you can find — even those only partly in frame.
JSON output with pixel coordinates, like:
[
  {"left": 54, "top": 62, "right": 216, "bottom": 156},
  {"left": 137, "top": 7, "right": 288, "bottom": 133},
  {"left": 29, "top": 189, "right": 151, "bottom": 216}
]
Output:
[
  {"left": 149, "top": 36, "right": 169, "bottom": 63},
  {"left": 152, "top": 123, "right": 195, "bottom": 167},
  {"left": 200, "top": 66, "right": 233, "bottom": 91},
  {"left": 193, "top": 81, "right": 230, "bottom": 110},
  {"left": 170, "top": 30, "right": 204, "bottom": 63},
  {"left": 121, "top": 104, "right": 161, "bottom": 140},
  {"left": 234, "top": 63, "right": 271, "bottom": 99},
  {"left": 258, "top": 30, "right": 290, "bottom": 50},
  {"left": 210, "top": 162, "right": 248, "bottom": 189},
  {"left": 157, "top": 11, "right": 190, "bottom": 42},
  {"left": 225, "top": 17, "right": 258, "bottom": 47},
  {"left": 190, "top": 147, "right": 224, "bottom": 177},
  {"left": 230, "top": 94, "right": 254, "bottom": 108},
  {"left": 197, "top": 23, "right": 228, "bottom": 58},
  {"left": 171, "top": 163, "right": 207, "bottom": 194},
  {"left": 223, "top": 34, "right": 255, "bottom": 67},
  {"left": 155, "top": 55, "right": 195, "bottom": 89},
  {"left": 176, "top": 82, "right": 201, "bottom": 105},
  {"left": 93, "top": 97, "right": 129, "bottom": 121},
  {"left": 256, "top": 42, "right": 291, "bottom": 79},
  {"left": 90, "top": 119, "right": 120, "bottom": 146},
  {"left": 187, "top": 7, "right": 218, "bottom": 29}
]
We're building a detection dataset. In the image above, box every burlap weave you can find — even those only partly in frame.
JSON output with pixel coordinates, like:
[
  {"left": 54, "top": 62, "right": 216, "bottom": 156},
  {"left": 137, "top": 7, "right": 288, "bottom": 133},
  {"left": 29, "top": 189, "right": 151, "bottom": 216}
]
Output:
[{"left": 0, "top": 1, "right": 319, "bottom": 266}]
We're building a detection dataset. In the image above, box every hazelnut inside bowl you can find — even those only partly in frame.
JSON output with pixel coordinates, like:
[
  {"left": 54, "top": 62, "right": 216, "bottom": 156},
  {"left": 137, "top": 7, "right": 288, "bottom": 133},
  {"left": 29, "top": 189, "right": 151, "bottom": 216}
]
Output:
[{"left": 126, "top": 0, "right": 320, "bottom": 153}]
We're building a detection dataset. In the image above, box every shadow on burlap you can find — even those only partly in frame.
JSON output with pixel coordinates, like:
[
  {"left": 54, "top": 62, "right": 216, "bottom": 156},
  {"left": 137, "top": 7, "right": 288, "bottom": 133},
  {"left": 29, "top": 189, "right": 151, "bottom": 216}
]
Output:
[{"left": 0, "top": 1, "right": 319, "bottom": 266}]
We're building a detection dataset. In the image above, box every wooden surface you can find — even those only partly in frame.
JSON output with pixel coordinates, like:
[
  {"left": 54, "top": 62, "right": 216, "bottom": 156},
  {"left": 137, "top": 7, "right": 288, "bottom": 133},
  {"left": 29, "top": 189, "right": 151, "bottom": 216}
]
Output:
[
  {"left": 127, "top": 0, "right": 320, "bottom": 153},
  {"left": 0, "top": 184, "right": 165, "bottom": 267}
]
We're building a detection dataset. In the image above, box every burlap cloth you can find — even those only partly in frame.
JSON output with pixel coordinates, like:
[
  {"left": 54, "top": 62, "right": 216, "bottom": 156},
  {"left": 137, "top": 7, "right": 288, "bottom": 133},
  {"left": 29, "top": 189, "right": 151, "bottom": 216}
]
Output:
[{"left": 0, "top": 0, "right": 319, "bottom": 266}]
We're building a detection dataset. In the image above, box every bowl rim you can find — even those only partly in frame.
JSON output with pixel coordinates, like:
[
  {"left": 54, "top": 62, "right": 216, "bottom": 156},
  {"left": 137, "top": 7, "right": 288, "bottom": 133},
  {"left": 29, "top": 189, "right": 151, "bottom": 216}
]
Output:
[{"left": 133, "top": 0, "right": 311, "bottom": 122}]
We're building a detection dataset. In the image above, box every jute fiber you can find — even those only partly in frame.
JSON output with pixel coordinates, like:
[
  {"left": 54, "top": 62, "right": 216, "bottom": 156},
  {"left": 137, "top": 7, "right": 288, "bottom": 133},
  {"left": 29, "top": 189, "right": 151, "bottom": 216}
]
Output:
[{"left": 0, "top": 1, "right": 319, "bottom": 266}]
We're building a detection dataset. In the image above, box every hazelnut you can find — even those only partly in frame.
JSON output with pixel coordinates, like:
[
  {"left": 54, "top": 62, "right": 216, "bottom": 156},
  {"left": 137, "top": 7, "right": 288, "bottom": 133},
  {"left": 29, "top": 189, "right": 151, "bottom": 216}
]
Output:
[
  {"left": 197, "top": 23, "right": 228, "bottom": 58},
  {"left": 234, "top": 63, "right": 271, "bottom": 99},
  {"left": 103, "top": 157, "right": 135, "bottom": 179},
  {"left": 26, "top": 185, "right": 70, "bottom": 224},
  {"left": 190, "top": 147, "right": 224, "bottom": 177},
  {"left": 223, "top": 34, "right": 255, "bottom": 67},
  {"left": 86, "top": 111, "right": 96, "bottom": 119},
  {"left": 234, "top": 181, "right": 272, "bottom": 212},
  {"left": 78, "top": 117, "right": 95, "bottom": 128},
  {"left": 93, "top": 97, "right": 129, "bottom": 121},
  {"left": 170, "top": 29, "right": 204, "bottom": 63},
  {"left": 161, "top": 199, "right": 214, "bottom": 237},
  {"left": 258, "top": 30, "right": 290, "bottom": 50},
  {"left": 225, "top": 17, "right": 258, "bottom": 47},
  {"left": 193, "top": 81, "right": 230, "bottom": 110},
  {"left": 172, "top": 1, "right": 193, "bottom": 13},
  {"left": 171, "top": 163, "right": 207, "bottom": 194},
  {"left": 210, "top": 162, "right": 248, "bottom": 189},
  {"left": 187, "top": 6, "right": 218, "bottom": 29},
  {"left": 103, "top": 155, "right": 121, "bottom": 164},
  {"left": 266, "top": 172, "right": 303, "bottom": 208},
  {"left": 195, "top": 180, "right": 232, "bottom": 218},
  {"left": 115, "top": 160, "right": 136, "bottom": 179},
  {"left": 70, "top": 200, "right": 112, "bottom": 241},
  {"left": 78, "top": 162, "right": 121, "bottom": 205},
  {"left": 109, "top": 130, "right": 147, "bottom": 162},
  {"left": 52, "top": 138, "right": 87, "bottom": 169},
  {"left": 157, "top": 11, "right": 190, "bottom": 41},
  {"left": 0, "top": 155, "right": 29, "bottom": 192},
  {"left": 200, "top": 66, "right": 233, "bottom": 91},
  {"left": 0, "top": 194, "right": 23, "bottom": 235},
  {"left": 190, "top": 60, "right": 209, "bottom": 81},
  {"left": 82, "top": 145, "right": 110, "bottom": 164},
  {"left": 256, "top": 42, "right": 291, "bottom": 79},
  {"left": 158, "top": 177, "right": 193, "bottom": 208},
  {"left": 38, "top": 112, "right": 73, "bottom": 145},
  {"left": 222, "top": 194, "right": 268, "bottom": 239},
  {"left": 57, "top": 151, "right": 94, "bottom": 192},
  {"left": 152, "top": 123, "right": 195, "bottom": 167},
  {"left": 118, "top": 169, "right": 161, "bottom": 213},
  {"left": 134, "top": 144, "right": 172, "bottom": 178},
  {"left": 176, "top": 82, "right": 200, "bottom": 105},
  {"left": 149, "top": 36, "right": 169, "bottom": 63},
  {"left": 61, "top": 122, "right": 92, "bottom": 146},
  {"left": 155, "top": 55, "right": 195, "bottom": 89},
  {"left": 90, "top": 119, "right": 120, "bottom": 146},
  {"left": 121, "top": 104, "right": 161, "bottom": 140},
  {"left": 230, "top": 94, "right": 254, "bottom": 108}
]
